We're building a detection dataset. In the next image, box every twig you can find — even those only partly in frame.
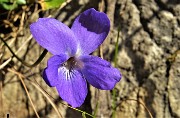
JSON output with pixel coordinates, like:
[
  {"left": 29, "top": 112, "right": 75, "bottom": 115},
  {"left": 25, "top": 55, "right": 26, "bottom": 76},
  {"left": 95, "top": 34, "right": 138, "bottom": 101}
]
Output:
[
  {"left": 117, "top": 98, "right": 153, "bottom": 118},
  {"left": 99, "top": 0, "right": 105, "bottom": 59},
  {"left": 0, "top": 71, "right": 3, "bottom": 117},
  {"left": 60, "top": 0, "right": 72, "bottom": 9},
  {"left": 29, "top": 80, "right": 63, "bottom": 118},
  {"left": 7, "top": 68, "right": 40, "bottom": 118},
  {"left": 19, "top": 11, "right": 25, "bottom": 31},
  {"left": 31, "top": 78, "right": 94, "bottom": 118},
  {"left": 32, "top": 80, "right": 95, "bottom": 118},
  {"left": 7, "top": 68, "right": 63, "bottom": 117},
  {"left": 0, "top": 35, "right": 32, "bottom": 69},
  {"left": 0, "top": 37, "right": 48, "bottom": 68}
]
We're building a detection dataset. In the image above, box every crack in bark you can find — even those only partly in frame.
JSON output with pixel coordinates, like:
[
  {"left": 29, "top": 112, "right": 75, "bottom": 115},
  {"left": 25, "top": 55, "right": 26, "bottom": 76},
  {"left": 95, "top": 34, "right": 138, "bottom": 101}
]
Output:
[
  {"left": 154, "top": 0, "right": 176, "bottom": 16},
  {"left": 165, "top": 57, "right": 177, "bottom": 118},
  {"left": 132, "top": 0, "right": 155, "bottom": 40}
]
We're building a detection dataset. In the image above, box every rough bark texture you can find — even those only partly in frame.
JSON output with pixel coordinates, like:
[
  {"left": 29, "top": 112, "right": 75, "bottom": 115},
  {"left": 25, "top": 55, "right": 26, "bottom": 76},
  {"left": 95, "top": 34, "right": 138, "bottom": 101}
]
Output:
[{"left": 1, "top": 0, "right": 180, "bottom": 118}]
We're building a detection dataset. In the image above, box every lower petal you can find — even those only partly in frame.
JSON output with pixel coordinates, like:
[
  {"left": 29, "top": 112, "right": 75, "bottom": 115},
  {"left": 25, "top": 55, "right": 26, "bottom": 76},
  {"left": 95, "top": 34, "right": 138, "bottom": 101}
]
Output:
[
  {"left": 43, "top": 54, "right": 68, "bottom": 87},
  {"left": 79, "top": 55, "right": 121, "bottom": 90},
  {"left": 56, "top": 67, "right": 87, "bottom": 107}
]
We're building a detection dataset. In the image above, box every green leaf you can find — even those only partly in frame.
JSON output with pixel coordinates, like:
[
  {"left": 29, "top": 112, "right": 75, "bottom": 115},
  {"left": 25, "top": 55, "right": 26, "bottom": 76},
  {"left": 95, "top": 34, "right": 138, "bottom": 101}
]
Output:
[
  {"left": 0, "top": 0, "right": 26, "bottom": 10},
  {"left": 0, "top": 0, "right": 7, "bottom": 3},
  {"left": 40, "top": 0, "right": 65, "bottom": 10},
  {"left": 17, "top": 0, "right": 26, "bottom": 4},
  {"left": 1, "top": 2, "right": 18, "bottom": 10}
]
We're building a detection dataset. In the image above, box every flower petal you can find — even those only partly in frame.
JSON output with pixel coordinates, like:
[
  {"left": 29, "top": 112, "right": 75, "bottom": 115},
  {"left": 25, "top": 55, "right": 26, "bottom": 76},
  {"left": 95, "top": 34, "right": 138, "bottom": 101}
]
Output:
[
  {"left": 79, "top": 55, "right": 121, "bottom": 90},
  {"left": 30, "top": 18, "right": 78, "bottom": 56},
  {"left": 43, "top": 54, "right": 68, "bottom": 87},
  {"left": 56, "top": 68, "right": 87, "bottom": 107},
  {"left": 71, "top": 8, "right": 110, "bottom": 55}
]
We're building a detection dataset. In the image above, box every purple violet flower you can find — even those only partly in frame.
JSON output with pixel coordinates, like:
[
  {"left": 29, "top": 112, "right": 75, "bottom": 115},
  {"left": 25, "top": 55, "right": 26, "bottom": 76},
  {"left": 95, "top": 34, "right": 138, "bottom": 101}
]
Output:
[{"left": 30, "top": 8, "right": 121, "bottom": 107}]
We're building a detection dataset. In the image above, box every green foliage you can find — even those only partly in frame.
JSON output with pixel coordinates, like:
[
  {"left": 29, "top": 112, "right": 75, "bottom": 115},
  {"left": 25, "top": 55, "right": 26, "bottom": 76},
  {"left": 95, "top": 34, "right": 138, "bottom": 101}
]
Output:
[
  {"left": 93, "top": 101, "right": 99, "bottom": 117},
  {"left": 82, "top": 112, "right": 86, "bottom": 118},
  {"left": 40, "top": 0, "right": 65, "bottom": 10},
  {"left": 112, "top": 26, "right": 121, "bottom": 118},
  {"left": 0, "top": 0, "right": 26, "bottom": 10},
  {"left": 0, "top": 0, "right": 65, "bottom": 10}
]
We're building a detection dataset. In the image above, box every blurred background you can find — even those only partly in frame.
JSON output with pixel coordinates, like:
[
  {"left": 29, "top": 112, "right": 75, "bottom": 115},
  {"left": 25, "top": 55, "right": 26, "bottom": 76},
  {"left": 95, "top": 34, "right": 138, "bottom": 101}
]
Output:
[{"left": 0, "top": 0, "right": 180, "bottom": 117}]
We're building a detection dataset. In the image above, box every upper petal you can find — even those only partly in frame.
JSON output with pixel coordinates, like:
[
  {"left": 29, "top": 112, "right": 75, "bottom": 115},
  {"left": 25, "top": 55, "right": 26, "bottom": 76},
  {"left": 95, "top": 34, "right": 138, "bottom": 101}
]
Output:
[
  {"left": 79, "top": 55, "right": 121, "bottom": 90},
  {"left": 71, "top": 8, "right": 110, "bottom": 55},
  {"left": 56, "top": 67, "right": 87, "bottom": 107},
  {"left": 30, "top": 18, "right": 78, "bottom": 56},
  {"left": 43, "top": 54, "right": 68, "bottom": 87}
]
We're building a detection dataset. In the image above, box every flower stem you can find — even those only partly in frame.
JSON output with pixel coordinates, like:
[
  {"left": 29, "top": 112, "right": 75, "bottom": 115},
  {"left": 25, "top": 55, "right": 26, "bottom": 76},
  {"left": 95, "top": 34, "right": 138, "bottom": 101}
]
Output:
[
  {"left": 0, "top": 37, "right": 48, "bottom": 68},
  {"left": 113, "top": 26, "right": 120, "bottom": 68},
  {"left": 112, "top": 26, "right": 121, "bottom": 118},
  {"left": 67, "top": 106, "right": 95, "bottom": 118},
  {"left": 93, "top": 101, "right": 99, "bottom": 117}
]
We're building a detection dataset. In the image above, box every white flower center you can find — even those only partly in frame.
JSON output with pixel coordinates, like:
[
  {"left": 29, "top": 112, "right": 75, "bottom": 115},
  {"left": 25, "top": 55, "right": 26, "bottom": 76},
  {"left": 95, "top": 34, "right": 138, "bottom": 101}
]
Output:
[
  {"left": 58, "top": 57, "right": 84, "bottom": 80},
  {"left": 63, "top": 57, "right": 84, "bottom": 70}
]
